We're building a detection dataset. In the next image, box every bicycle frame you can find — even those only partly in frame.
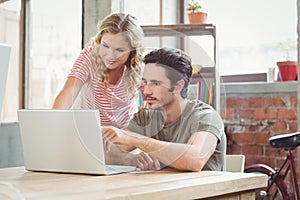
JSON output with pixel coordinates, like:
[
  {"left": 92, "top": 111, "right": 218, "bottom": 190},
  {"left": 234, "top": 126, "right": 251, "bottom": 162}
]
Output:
[
  {"left": 285, "top": 149, "right": 299, "bottom": 200},
  {"left": 245, "top": 149, "right": 299, "bottom": 200},
  {"left": 270, "top": 149, "right": 299, "bottom": 199},
  {"left": 245, "top": 163, "right": 288, "bottom": 199}
]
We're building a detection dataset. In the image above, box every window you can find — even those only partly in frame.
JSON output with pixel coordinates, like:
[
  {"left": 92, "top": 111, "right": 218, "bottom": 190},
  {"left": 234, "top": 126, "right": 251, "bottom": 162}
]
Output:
[
  {"left": 0, "top": 0, "right": 82, "bottom": 122},
  {"left": 122, "top": 0, "right": 297, "bottom": 76},
  {"left": 200, "top": 0, "right": 298, "bottom": 76},
  {"left": 122, "top": 0, "right": 179, "bottom": 25},
  {"left": 0, "top": 0, "right": 20, "bottom": 122},
  {"left": 27, "top": 0, "right": 82, "bottom": 109}
]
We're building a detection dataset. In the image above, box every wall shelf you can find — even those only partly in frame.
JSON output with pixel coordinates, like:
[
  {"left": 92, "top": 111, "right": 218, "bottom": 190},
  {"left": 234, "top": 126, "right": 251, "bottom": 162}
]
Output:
[
  {"left": 142, "top": 24, "right": 220, "bottom": 112},
  {"left": 142, "top": 24, "right": 216, "bottom": 37}
]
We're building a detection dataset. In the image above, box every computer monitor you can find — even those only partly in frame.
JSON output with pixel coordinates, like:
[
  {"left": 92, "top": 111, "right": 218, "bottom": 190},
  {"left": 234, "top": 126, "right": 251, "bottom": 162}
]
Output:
[{"left": 0, "top": 43, "right": 11, "bottom": 118}]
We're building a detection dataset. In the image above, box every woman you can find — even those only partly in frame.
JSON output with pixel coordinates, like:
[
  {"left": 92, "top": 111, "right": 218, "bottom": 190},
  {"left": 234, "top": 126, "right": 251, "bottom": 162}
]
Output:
[{"left": 53, "top": 13, "right": 144, "bottom": 129}]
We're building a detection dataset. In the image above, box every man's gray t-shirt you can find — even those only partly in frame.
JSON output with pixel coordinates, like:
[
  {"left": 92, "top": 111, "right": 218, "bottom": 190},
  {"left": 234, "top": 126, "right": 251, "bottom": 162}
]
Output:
[{"left": 127, "top": 99, "right": 226, "bottom": 171}]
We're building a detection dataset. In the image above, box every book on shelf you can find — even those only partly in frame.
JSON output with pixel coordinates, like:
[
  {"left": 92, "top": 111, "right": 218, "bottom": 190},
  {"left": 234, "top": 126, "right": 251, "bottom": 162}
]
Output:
[{"left": 197, "top": 80, "right": 214, "bottom": 105}]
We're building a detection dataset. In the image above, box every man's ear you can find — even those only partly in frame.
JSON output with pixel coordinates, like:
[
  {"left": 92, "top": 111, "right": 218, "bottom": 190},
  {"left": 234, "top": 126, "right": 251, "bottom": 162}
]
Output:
[{"left": 174, "top": 79, "right": 185, "bottom": 93}]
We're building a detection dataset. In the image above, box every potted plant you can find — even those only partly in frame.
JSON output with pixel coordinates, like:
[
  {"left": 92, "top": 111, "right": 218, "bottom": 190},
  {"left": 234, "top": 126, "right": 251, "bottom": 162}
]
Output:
[
  {"left": 187, "top": 0, "right": 207, "bottom": 24},
  {"left": 276, "top": 38, "right": 298, "bottom": 81}
]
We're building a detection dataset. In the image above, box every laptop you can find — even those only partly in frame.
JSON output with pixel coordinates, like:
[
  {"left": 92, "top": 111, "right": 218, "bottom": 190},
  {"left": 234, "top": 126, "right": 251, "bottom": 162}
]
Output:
[
  {"left": 0, "top": 43, "right": 11, "bottom": 118},
  {"left": 17, "top": 109, "right": 137, "bottom": 175}
]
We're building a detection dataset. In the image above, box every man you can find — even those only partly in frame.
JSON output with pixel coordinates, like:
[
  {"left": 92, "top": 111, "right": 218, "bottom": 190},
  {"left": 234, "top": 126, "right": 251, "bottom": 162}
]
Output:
[{"left": 103, "top": 48, "right": 226, "bottom": 172}]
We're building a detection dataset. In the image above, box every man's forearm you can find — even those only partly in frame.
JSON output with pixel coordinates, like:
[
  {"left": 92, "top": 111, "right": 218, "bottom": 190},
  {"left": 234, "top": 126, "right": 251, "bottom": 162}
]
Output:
[
  {"left": 103, "top": 127, "right": 217, "bottom": 172},
  {"left": 129, "top": 134, "right": 207, "bottom": 171}
]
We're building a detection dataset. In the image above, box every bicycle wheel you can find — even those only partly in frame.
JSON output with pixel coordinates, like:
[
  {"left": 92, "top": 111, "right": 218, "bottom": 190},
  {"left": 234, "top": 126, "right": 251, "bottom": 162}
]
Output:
[{"left": 244, "top": 164, "right": 290, "bottom": 200}]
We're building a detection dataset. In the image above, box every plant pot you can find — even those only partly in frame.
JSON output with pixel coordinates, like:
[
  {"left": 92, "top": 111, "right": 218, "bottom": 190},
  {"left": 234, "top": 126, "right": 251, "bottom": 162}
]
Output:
[
  {"left": 188, "top": 12, "right": 207, "bottom": 24},
  {"left": 276, "top": 61, "right": 298, "bottom": 81}
]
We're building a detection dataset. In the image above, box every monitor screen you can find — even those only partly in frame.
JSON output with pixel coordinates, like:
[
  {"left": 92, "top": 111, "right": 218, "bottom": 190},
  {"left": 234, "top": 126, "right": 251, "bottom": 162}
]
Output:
[{"left": 0, "top": 43, "right": 11, "bottom": 119}]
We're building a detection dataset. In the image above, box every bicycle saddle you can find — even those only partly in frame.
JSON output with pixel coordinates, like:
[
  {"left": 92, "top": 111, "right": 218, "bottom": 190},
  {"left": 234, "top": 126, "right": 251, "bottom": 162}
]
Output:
[{"left": 269, "top": 132, "right": 300, "bottom": 149}]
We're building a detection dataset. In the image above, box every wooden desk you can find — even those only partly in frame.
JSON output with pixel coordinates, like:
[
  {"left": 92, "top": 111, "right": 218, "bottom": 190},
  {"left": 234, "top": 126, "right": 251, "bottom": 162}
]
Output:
[{"left": 0, "top": 167, "right": 267, "bottom": 200}]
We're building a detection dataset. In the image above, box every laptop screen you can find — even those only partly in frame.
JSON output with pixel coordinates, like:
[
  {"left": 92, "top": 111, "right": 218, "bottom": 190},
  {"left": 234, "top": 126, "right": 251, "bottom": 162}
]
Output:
[
  {"left": 0, "top": 43, "right": 11, "bottom": 119},
  {"left": 18, "top": 109, "right": 136, "bottom": 175}
]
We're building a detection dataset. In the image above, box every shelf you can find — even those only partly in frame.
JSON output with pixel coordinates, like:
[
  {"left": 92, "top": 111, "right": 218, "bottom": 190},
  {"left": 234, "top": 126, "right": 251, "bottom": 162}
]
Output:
[
  {"left": 141, "top": 24, "right": 219, "bottom": 112},
  {"left": 191, "top": 67, "right": 215, "bottom": 84},
  {"left": 142, "top": 24, "right": 216, "bottom": 37}
]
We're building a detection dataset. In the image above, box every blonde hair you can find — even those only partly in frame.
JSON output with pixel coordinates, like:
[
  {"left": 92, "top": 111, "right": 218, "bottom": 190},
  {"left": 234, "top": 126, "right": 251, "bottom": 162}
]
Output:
[{"left": 91, "top": 13, "right": 144, "bottom": 99}]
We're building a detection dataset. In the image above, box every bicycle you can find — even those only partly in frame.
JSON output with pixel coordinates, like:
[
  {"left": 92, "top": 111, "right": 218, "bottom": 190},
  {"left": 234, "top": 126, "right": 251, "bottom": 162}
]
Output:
[{"left": 244, "top": 132, "right": 300, "bottom": 200}]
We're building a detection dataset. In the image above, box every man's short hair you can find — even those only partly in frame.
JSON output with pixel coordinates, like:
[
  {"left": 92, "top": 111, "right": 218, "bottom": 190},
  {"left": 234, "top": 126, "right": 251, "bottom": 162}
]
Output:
[{"left": 143, "top": 48, "right": 192, "bottom": 98}]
